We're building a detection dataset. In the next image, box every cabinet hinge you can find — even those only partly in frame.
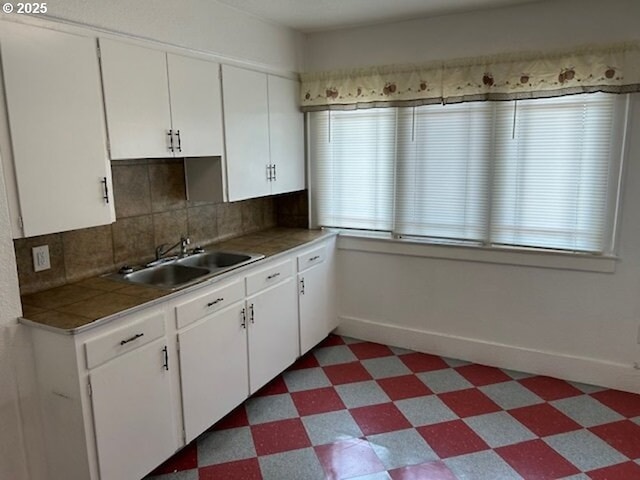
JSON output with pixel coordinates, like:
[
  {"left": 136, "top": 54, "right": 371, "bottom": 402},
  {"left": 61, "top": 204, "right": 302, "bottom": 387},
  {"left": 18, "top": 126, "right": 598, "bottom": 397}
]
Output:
[
  {"left": 17, "top": 216, "right": 24, "bottom": 231},
  {"left": 87, "top": 379, "right": 92, "bottom": 398},
  {"left": 96, "top": 43, "right": 101, "bottom": 59},
  {"left": 182, "top": 429, "right": 186, "bottom": 444},
  {"left": 176, "top": 337, "right": 180, "bottom": 352}
]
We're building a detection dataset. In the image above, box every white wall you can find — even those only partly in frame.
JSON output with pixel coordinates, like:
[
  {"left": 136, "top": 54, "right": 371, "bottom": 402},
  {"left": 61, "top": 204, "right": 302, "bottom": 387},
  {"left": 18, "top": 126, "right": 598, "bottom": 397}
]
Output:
[
  {"left": 43, "top": 0, "right": 304, "bottom": 72},
  {"left": 306, "top": 0, "right": 640, "bottom": 391},
  {"left": 304, "top": 0, "right": 640, "bottom": 71}
]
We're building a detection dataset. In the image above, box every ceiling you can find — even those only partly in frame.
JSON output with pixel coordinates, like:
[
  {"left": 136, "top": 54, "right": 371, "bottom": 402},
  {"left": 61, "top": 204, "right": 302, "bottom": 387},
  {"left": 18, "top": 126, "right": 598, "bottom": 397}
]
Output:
[{"left": 215, "top": 0, "right": 549, "bottom": 32}]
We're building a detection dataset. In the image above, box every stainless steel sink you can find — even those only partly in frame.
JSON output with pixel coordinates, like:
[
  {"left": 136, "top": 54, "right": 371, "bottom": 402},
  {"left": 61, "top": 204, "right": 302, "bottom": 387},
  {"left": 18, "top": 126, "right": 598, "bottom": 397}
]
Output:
[
  {"left": 121, "top": 264, "right": 210, "bottom": 289},
  {"left": 177, "top": 251, "right": 253, "bottom": 270},
  {"left": 105, "top": 250, "right": 264, "bottom": 290}
]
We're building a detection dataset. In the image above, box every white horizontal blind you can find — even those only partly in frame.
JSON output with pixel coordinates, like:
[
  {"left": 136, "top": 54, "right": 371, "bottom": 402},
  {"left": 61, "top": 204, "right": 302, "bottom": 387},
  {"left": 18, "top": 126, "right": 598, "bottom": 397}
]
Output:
[
  {"left": 491, "top": 94, "right": 617, "bottom": 252},
  {"left": 309, "top": 93, "right": 625, "bottom": 254},
  {"left": 395, "top": 103, "right": 492, "bottom": 241},
  {"left": 309, "top": 109, "right": 396, "bottom": 231}
]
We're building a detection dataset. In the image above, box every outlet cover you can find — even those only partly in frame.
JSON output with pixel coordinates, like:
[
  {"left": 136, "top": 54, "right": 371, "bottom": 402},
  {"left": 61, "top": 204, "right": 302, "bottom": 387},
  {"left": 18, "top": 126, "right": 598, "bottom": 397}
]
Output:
[{"left": 32, "top": 245, "right": 51, "bottom": 272}]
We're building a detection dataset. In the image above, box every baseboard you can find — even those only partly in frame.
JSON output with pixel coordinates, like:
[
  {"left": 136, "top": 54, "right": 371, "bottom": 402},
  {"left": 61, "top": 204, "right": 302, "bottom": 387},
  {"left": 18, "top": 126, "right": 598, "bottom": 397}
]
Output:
[{"left": 336, "top": 315, "right": 640, "bottom": 394}]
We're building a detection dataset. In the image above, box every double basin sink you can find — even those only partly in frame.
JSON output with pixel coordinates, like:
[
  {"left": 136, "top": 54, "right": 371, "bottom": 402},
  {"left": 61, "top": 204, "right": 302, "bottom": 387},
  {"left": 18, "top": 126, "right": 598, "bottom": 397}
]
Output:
[{"left": 106, "top": 251, "right": 265, "bottom": 290}]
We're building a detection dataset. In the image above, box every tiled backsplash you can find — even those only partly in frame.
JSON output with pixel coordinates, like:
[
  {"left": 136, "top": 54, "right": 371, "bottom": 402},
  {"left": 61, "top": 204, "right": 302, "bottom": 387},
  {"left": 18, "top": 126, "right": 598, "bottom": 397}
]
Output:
[{"left": 14, "top": 159, "right": 309, "bottom": 295}]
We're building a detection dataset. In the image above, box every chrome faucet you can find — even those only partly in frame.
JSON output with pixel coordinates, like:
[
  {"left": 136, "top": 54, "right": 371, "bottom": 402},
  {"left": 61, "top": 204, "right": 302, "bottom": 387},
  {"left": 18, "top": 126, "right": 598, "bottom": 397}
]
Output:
[{"left": 155, "top": 236, "right": 190, "bottom": 261}]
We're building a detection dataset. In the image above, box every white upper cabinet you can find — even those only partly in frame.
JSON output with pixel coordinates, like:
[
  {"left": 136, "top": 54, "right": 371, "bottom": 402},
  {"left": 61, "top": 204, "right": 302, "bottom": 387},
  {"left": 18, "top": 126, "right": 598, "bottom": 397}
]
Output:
[
  {"left": 167, "top": 53, "right": 224, "bottom": 158},
  {"left": 99, "top": 39, "right": 173, "bottom": 159},
  {"left": 0, "top": 23, "right": 115, "bottom": 237},
  {"left": 268, "top": 75, "right": 305, "bottom": 195},
  {"left": 99, "top": 39, "right": 223, "bottom": 160},
  {"left": 222, "top": 65, "right": 305, "bottom": 201},
  {"left": 222, "top": 64, "right": 271, "bottom": 201}
]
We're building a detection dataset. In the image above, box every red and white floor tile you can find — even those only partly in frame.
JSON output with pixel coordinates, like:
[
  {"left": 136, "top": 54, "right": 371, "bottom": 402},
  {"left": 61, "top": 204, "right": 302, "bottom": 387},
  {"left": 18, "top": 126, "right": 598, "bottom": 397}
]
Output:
[{"left": 146, "top": 335, "right": 640, "bottom": 480}]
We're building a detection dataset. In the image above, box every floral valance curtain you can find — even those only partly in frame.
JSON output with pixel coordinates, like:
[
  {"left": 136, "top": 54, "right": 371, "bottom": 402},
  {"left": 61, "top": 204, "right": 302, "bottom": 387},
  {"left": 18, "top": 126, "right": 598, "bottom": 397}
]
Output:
[{"left": 300, "top": 43, "right": 640, "bottom": 111}]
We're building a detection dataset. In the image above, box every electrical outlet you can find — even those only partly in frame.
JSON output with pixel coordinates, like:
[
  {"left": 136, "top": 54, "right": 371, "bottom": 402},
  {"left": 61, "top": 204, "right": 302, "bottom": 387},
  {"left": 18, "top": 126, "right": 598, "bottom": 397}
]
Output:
[{"left": 32, "top": 245, "right": 51, "bottom": 272}]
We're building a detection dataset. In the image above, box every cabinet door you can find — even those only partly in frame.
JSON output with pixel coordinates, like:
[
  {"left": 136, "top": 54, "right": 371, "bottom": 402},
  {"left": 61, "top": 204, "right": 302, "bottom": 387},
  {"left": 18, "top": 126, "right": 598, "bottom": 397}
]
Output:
[
  {"left": 90, "top": 338, "right": 178, "bottom": 480},
  {"left": 248, "top": 278, "right": 298, "bottom": 393},
  {"left": 299, "top": 262, "right": 332, "bottom": 354},
  {"left": 222, "top": 65, "right": 271, "bottom": 201},
  {"left": 99, "top": 39, "right": 173, "bottom": 159},
  {"left": 268, "top": 75, "right": 305, "bottom": 195},
  {"left": 0, "top": 23, "right": 115, "bottom": 237},
  {"left": 167, "top": 54, "right": 224, "bottom": 158},
  {"left": 178, "top": 302, "right": 249, "bottom": 443}
]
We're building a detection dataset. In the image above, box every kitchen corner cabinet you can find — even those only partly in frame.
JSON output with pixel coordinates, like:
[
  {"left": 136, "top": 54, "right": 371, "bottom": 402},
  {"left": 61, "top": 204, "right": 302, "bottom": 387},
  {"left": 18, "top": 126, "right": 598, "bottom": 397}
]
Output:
[
  {"left": 222, "top": 65, "right": 304, "bottom": 201},
  {"left": 0, "top": 22, "right": 115, "bottom": 237},
  {"left": 297, "top": 236, "right": 338, "bottom": 354},
  {"left": 99, "top": 38, "right": 223, "bottom": 160}
]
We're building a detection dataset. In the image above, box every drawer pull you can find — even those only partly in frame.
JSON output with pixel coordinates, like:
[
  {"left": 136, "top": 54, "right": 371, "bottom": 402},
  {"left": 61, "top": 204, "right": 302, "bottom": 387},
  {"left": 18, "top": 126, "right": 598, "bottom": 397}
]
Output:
[
  {"left": 266, "top": 272, "right": 281, "bottom": 280},
  {"left": 207, "top": 298, "right": 224, "bottom": 307},
  {"left": 249, "top": 303, "right": 255, "bottom": 324},
  {"left": 120, "top": 333, "right": 144, "bottom": 346},
  {"left": 309, "top": 255, "right": 320, "bottom": 262}
]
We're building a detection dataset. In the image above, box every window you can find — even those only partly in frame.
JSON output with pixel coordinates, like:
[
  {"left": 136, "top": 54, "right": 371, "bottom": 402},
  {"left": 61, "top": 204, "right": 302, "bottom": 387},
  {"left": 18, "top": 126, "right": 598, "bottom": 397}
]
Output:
[{"left": 309, "top": 93, "right": 628, "bottom": 254}]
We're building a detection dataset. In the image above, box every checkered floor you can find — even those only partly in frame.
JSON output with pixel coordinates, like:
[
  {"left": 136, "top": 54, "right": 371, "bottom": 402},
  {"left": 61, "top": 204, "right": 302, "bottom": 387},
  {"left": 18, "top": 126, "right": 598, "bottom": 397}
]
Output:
[{"left": 145, "top": 335, "right": 640, "bottom": 480}]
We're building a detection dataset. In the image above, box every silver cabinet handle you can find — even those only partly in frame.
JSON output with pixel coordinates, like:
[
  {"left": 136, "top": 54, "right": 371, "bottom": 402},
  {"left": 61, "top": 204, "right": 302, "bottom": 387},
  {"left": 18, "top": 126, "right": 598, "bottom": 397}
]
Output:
[
  {"left": 266, "top": 164, "right": 272, "bottom": 181},
  {"left": 300, "top": 277, "right": 305, "bottom": 295},
  {"left": 249, "top": 304, "right": 255, "bottom": 323},
  {"left": 266, "top": 272, "right": 281, "bottom": 280},
  {"left": 167, "top": 129, "right": 174, "bottom": 152},
  {"left": 176, "top": 129, "right": 182, "bottom": 152},
  {"left": 120, "top": 333, "right": 144, "bottom": 346},
  {"left": 272, "top": 164, "right": 277, "bottom": 181},
  {"left": 207, "top": 298, "right": 224, "bottom": 307},
  {"left": 241, "top": 308, "right": 247, "bottom": 329},
  {"left": 101, "top": 177, "right": 110, "bottom": 204},
  {"left": 309, "top": 255, "right": 320, "bottom": 262}
]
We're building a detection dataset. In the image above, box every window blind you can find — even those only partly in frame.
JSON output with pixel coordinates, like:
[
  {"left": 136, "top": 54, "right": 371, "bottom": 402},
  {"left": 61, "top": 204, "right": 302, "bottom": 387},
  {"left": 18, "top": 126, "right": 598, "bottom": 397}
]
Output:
[
  {"left": 308, "top": 93, "right": 626, "bottom": 254},
  {"left": 491, "top": 94, "right": 618, "bottom": 252},
  {"left": 395, "top": 103, "right": 493, "bottom": 242},
  {"left": 309, "top": 109, "right": 396, "bottom": 231}
]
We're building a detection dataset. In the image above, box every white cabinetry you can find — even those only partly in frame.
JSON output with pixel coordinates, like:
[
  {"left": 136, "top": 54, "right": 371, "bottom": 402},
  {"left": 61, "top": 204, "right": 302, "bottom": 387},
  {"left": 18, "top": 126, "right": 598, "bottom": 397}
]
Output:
[
  {"left": 99, "top": 39, "right": 223, "bottom": 160},
  {"left": 297, "top": 237, "right": 338, "bottom": 354},
  {"left": 222, "top": 65, "right": 304, "bottom": 201},
  {"left": 248, "top": 276, "right": 299, "bottom": 393},
  {"left": 0, "top": 22, "right": 115, "bottom": 237},
  {"left": 27, "top": 235, "right": 334, "bottom": 480},
  {"left": 268, "top": 75, "right": 305, "bottom": 194},
  {"left": 29, "top": 306, "right": 179, "bottom": 480},
  {"left": 90, "top": 337, "right": 177, "bottom": 480},
  {"left": 176, "top": 279, "right": 249, "bottom": 443}
]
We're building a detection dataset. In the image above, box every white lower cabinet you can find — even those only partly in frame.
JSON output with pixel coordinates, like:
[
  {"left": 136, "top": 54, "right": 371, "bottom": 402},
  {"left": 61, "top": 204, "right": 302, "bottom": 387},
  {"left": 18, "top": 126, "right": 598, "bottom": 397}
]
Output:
[
  {"left": 27, "top": 236, "right": 335, "bottom": 480},
  {"left": 298, "top": 237, "right": 338, "bottom": 354},
  {"left": 178, "top": 301, "right": 249, "bottom": 443},
  {"left": 90, "top": 338, "right": 178, "bottom": 480},
  {"left": 248, "top": 277, "right": 299, "bottom": 393}
]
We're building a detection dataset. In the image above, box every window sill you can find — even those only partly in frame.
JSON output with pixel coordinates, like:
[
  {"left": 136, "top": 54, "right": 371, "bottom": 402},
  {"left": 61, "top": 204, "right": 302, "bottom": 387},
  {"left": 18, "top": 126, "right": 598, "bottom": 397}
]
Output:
[{"left": 334, "top": 230, "right": 618, "bottom": 273}]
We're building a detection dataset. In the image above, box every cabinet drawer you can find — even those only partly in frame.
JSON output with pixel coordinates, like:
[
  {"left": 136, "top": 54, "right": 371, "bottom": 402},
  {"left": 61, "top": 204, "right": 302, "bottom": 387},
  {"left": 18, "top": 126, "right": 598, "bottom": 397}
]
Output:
[
  {"left": 85, "top": 311, "right": 165, "bottom": 369},
  {"left": 246, "top": 259, "right": 292, "bottom": 296},
  {"left": 175, "top": 279, "right": 244, "bottom": 329},
  {"left": 297, "top": 245, "right": 325, "bottom": 272}
]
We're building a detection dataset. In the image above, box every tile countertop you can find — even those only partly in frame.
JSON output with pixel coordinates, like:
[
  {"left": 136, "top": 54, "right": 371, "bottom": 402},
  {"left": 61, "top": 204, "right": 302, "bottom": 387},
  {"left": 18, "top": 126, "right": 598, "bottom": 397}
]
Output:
[{"left": 19, "top": 228, "right": 334, "bottom": 334}]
